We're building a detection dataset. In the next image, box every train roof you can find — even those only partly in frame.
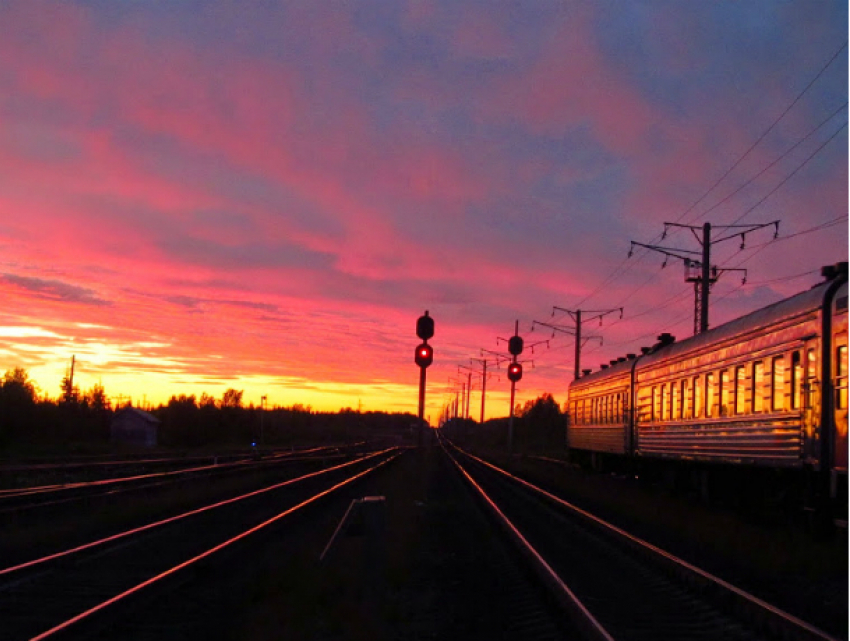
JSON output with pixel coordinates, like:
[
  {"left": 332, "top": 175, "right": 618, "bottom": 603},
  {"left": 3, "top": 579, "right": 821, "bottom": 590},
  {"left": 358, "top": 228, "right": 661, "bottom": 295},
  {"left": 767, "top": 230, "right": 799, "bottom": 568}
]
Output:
[{"left": 571, "top": 277, "right": 837, "bottom": 390}]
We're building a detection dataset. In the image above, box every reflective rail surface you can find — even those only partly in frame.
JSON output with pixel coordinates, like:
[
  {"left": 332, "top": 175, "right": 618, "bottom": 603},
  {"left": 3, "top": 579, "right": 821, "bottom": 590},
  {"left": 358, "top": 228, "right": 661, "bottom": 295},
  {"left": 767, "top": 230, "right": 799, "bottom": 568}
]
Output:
[
  {"left": 0, "top": 444, "right": 369, "bottom": 514},
  {"left": 0, "top": 448, "right": 400, "bottom": 641},
  {"left": 444, "top": 439, "right": 840, "bottom": 641}
]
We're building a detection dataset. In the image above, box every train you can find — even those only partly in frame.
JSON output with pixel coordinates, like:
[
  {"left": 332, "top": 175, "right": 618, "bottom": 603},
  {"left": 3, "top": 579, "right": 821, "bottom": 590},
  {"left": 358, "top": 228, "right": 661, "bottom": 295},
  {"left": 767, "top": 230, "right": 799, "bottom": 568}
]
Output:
[{"left": 566, "top": 262, "right": 848, "bottom": 522}]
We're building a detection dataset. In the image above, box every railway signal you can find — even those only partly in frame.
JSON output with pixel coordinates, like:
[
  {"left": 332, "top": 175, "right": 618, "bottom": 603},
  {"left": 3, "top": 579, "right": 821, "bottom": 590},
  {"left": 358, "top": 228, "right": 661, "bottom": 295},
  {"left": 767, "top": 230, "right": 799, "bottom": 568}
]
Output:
[
  {"left": 415, "top": 343, "right": 433, "bottom": 368},
  {"left": 507, "top": 362, "right": 523, "bottom": 382},
  {"left": 415, "top": 311, "right": 434, "bottom": 447},
  {"left": 416, "top": 312, "right": 435, "bottom": 341},
  {"left": 508, "top": 335, "right": 524, "bottom": 356},
  {"left": 497, "top": 321, "right": 525, "bottom": 452}
]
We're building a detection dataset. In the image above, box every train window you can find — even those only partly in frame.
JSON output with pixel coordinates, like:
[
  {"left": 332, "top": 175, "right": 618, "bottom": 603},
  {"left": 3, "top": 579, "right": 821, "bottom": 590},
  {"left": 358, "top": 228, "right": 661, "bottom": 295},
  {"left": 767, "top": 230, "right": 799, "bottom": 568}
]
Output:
[
  {"left": 772, "top": 356, "right": 785, "bottom": 411},
  {"left": 650, "top": 387, "right": 656, "bottom": 421},
  {"left": 669, "top": 382, "right": 676, "bottom": 420},
  {"left": 669, "top": 382, "right": 676, "bottom": 421},
  {"left": 706, "top": 373, "right": 715, "bottom": 418},
  {"left": 807, "top": 348, "right": 816, "bottom": 409},
  {"left": 693, "top": 376, "right": 702, "bottom": 418},
  {"left": 615, "top": 393, "right": 620, "bottom": 423},
  {"left": 719, "top": 370, "right": 730, "bottom": 416},
  {"left": 735, "top": 366, "right": 746, "bottom": 415},
  {"left": 753, "top": 361, "right": 764, "bottom": 413},
  {"left": 837, "top": 345, "right": 848, "bottom": 410},
  {"left": 791, "top": 352, "right": 803, "bottom": 410},
  {"left": 679, "top": 380, "right": 686, "bottom": 419},
  {"left": 659, "top": 384, "right": 667, "bottom": 421}
]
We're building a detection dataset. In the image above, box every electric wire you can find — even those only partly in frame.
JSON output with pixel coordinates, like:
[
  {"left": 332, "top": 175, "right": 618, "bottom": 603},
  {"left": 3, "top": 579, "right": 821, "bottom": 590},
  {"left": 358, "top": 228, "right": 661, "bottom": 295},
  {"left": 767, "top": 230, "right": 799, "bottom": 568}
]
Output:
[
  {"left": 692, "top": 102, "right": 848, "bottom": 224},
  {"left": 572, "top": 41, "right": 847, "bottom": 309}
]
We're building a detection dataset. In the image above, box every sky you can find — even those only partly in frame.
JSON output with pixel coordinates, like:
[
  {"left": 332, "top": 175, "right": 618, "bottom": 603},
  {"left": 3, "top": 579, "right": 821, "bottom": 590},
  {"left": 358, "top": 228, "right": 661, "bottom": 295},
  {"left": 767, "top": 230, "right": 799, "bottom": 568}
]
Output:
[{"left": 0, "top": 1, "right": 847, "bottom": 423}]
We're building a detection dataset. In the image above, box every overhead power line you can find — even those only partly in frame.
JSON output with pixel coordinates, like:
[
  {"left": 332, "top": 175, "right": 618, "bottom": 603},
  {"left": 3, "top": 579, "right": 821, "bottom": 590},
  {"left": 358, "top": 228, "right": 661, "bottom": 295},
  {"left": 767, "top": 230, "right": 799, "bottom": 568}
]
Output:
[{"left": 572, "top": 40, "right": 847, "bottom": 310}]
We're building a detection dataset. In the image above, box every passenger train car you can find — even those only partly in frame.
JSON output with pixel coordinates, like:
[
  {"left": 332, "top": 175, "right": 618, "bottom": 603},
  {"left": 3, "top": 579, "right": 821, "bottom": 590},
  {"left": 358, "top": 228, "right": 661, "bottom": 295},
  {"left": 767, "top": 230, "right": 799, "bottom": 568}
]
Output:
[{"left": 567, "top": 262, "right": 848, "bottom": 519}]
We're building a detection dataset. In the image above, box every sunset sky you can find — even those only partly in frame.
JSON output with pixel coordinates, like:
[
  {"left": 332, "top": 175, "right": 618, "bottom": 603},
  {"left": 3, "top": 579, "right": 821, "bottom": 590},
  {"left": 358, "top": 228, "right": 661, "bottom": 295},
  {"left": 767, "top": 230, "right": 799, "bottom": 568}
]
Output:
[{"left": 1, "top": 1, "right": 847, "bottom": 423}]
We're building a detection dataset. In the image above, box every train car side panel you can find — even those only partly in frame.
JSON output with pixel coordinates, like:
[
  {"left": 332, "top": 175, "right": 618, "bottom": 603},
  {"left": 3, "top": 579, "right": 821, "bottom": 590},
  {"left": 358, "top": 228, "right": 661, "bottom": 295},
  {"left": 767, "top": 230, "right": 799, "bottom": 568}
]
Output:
[{"left": 634, "top": 285, "right": 827, "bottom": 467}]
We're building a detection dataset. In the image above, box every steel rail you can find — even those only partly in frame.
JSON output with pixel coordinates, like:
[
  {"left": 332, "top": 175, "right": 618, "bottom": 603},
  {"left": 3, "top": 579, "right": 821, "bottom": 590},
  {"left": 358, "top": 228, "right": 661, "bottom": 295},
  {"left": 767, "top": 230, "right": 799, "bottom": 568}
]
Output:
[
  {"left": 442, "top": 442, "right": 615, "bottom": 641},
  {"left": 29, "top": 450, "right": 400, "bottom": 641},
  {"left": 0, "top": 450, "right": 355, "bottom": 504},
  {"left": 0, "top": 443, "right": 354, "bottom": 498},
  {"left": 0, "top": 448, "right": 397, "bottom": 579},
  {"left": 451, "top": 442, "right": 840, "bottom": 641}
]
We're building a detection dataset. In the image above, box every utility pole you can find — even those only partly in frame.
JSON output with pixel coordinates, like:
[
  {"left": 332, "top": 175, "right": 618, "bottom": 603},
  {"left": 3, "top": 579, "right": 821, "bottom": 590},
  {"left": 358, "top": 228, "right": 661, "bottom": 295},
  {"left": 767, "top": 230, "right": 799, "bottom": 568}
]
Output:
[
  {"left": 532, "top": 308, "right": 620, "bottom": 380},
  {"left": 69, "top": 355, "right": 75, "bottom": 394},
  {"left": 458, "top": 366, "right": 476, "bottom": 420},
  {"left": 630, "top": 220, "right": 778, "bottom": 333},
  {"left": 468, "top": 356, "right": 491, "bottom": 423},
  {"left": 477, "top": 348, "right": 518, "bottom": 424},
  {"left": 260, "top": 395, "right": 267, "bottom": 446}
]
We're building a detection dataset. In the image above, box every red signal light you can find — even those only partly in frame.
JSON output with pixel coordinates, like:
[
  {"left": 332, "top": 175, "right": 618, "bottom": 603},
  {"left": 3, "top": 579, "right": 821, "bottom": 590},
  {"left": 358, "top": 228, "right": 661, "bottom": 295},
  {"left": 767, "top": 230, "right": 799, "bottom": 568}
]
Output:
[
  {"left": 415, "top": 342, "right": 433, "bottom": 368},
  {"left": 507, "top": 362, "right": 523, "bottom": 382}
]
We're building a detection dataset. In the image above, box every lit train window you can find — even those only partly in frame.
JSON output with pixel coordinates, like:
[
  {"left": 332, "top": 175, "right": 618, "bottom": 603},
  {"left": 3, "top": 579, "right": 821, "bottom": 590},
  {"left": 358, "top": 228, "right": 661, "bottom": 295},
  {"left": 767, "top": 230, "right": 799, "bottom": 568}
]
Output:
[
  {"left": 719, "top": 370, "right": 729, "bottom": 416},
  {"left": 791, "top": 352, "right": 802, "bottom": 410},
  {"left": 706, "top": 373, "right": 715, "bottom": 418},
  {"left": 772, "top": 356, "right": 785, "bottom": 411},
  {"left": 693, "top": 375, "right": 702, "bottom": 418},
  {"left": 735, "top": 366, "right": 746, "bottom": 415},
  {"left": 669, "top": 382, "right": 676, "bottom": 421},
  {"left": 649, "top": 387, "right": 658, "bottom": 421},
  {"left": 660, "top": 384, "right": 667, "bottom": 421},
  {"left": 679, "top": 380, "right": 686, "bottom": 419},
  {"left": 807, "top": 348, "right": 816, "bottom": 408},
  {"left": 753, "top": 361, "right": 764, "bottom": 413},
  {"left": 837, "top": 345, "right": 847, "bottom": 410}
]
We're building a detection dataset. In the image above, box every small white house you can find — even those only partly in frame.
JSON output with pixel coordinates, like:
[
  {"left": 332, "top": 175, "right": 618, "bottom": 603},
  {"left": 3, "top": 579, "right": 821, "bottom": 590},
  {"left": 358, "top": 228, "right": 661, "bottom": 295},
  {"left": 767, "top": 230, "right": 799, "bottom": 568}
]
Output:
[{"left": 110, "top": 407, "right": 159, "bottom": 447}]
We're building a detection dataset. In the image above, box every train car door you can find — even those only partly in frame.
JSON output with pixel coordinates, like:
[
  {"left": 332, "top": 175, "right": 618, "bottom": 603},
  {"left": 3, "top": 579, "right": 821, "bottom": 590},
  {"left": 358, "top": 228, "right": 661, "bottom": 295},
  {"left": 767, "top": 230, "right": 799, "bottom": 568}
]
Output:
[
  {"left": 801, "top": 338, "right": 820, "bottom": 462},
  {"left": 831, "top": 288, "right": 848, "bottom": 488}
]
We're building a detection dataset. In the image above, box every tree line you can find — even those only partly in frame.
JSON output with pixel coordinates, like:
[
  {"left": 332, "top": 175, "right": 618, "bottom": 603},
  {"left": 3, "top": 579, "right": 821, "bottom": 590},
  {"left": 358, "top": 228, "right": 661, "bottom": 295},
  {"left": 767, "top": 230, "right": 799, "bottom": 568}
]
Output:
[
  {"left": 443, "top": 392, "right": 567, "bottom": 453},
  {"left": 0, "top": 368, "right": 418, "bottom": 454}
]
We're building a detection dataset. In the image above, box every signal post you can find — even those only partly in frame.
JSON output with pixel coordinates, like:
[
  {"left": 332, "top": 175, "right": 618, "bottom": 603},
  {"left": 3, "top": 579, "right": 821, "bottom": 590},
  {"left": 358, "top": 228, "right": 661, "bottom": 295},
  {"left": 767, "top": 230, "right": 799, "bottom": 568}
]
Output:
[
  {"left": 415, "top": 311, "right": 434, "bottom": 447},
  {"left": 502, "top": 321, "right": 524, "bottom": 453}
]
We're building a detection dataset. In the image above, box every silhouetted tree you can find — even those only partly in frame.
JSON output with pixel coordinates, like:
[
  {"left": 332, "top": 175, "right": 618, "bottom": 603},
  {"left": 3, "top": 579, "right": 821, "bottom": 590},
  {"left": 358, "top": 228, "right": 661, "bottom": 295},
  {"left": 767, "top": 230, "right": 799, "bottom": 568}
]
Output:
[
  {"left": 84, "top": 383, "right": 110, "bottom": 411},
  {"left": 60, "top": 374, "right": 80, "bottom": 404},
  {"left": 517, "top": 393, "right": 565, "bottom": 451},
  {"left": 0, "top": 368, "right": 39, "bottom": 445},
  {"left": 221, "top": 389, "right": 243, "bottom": 408},
  {"left": 2, "top": 367, "right": 38, "bottom": 403}
]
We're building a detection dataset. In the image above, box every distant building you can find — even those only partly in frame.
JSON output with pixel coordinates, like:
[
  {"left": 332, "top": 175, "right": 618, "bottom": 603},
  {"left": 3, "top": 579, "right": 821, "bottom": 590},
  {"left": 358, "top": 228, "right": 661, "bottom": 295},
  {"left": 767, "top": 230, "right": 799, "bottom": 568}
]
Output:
[{"left": 110, "top": 407, "right": 159, "bottom": 447}]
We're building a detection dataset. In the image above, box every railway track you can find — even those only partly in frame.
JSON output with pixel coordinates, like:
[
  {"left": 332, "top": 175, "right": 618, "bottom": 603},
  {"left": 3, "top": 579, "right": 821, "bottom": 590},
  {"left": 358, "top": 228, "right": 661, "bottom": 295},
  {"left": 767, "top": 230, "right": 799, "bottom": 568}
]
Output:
[
  {"left": 0, "top": 447, "right": 400, "bottom": 641},
  {"left": 0, "top": 444, "right": 364, "bottom": 515},
  {"left": 445, "top": 440, "right": 841, "bottom": 641}
]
